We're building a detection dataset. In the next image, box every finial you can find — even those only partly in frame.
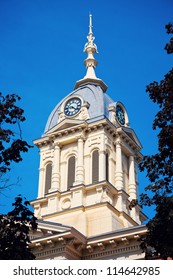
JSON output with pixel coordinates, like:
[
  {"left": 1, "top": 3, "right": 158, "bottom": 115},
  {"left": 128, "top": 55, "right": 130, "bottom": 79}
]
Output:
[
  {"left": 83, "top": 14, "right": 98, "bottom": 79},
  {"left": 74, "top": 14, "right": 107, "bottom": 92},
  {"left": 84, "top": 13, "right": 98, "bottom": 55},
  {"left": 89, "top": 13, "right": 93, "bottom": 35}
]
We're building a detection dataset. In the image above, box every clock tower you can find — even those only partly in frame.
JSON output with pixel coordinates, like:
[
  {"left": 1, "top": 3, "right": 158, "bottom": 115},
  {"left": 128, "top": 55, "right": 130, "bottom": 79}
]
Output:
[{"left": 30, "top": 15, "right": 147, "bottom": 260}]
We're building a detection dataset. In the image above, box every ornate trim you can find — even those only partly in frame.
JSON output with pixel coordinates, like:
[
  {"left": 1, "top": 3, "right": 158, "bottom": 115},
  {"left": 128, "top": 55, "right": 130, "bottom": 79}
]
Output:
[{"left": 82, "top": 244, "right": 142, "bottom": 260}]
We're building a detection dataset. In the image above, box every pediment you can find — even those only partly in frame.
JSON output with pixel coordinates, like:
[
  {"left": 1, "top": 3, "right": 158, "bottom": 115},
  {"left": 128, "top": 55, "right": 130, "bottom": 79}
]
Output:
[
  {"left": 37, "top": 220, "right": 71, "bottom": 233},
  {"left": 29, "top": 220, "right": 72, "bottom": 241},
  {"left": 46, "top": 118, "right": 85, "bottom": 135},
  {"left": 122, "top": 127, "right": 142, "bottom": 149},
  {"left": 29, "top": 220, "right": 86, "bottom": 245}
]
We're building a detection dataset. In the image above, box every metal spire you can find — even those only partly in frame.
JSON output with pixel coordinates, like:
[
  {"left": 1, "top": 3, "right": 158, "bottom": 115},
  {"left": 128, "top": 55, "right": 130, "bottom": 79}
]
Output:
[
  {"left": 83, "top": 14, "right": 98, "bottom": 79},
  {"left": 74, "top": 14, "right": 107, "bottom": 92}
]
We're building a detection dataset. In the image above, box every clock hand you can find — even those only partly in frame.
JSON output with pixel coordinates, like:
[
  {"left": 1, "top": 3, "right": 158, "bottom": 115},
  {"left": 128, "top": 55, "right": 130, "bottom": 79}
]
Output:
[
  {"left": 69, "top": 105, "right": 74, "bottom": 109},
  {"left": 69, "top": 104, "right": 77, "bottom": 110}
]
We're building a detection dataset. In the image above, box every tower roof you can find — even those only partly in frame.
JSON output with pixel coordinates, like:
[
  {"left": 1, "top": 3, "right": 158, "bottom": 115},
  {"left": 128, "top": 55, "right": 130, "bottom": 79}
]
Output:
[
  {"left": 44, "top": 84, "right": 114, "bottom": 134},
  {"left": 74, "top": 14, "right": 107, "bottom": 92},
  {"left": 43, "top": 15, "right": 129, "bottom": 136}
]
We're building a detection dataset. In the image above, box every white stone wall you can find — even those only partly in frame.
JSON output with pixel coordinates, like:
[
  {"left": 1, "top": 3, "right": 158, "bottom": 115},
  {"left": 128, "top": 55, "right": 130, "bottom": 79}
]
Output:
[{"left": 32, "top": 119, "right": 142, "bottom": 238}]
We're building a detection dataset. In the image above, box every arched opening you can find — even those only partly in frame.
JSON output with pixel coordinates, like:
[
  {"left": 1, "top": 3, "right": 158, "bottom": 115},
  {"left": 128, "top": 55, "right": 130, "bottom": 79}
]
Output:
[
  {"left": 106, "top": 152, "right": 109, "bottom": 182},
  {"left": 45, "top": 163, "right": 52, "bottom": 194},
  {"left": 92, "top": 150, "right": 99, "bottom": 184},
  {"left": 67, "top": 156, "right": 76, "bottom": 189}
]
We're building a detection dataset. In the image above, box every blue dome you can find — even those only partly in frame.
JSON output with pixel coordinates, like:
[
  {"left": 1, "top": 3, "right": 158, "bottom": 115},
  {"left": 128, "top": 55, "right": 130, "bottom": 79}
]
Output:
[{"left": 44, "top": 84, "right": 116, "bottom": 135}]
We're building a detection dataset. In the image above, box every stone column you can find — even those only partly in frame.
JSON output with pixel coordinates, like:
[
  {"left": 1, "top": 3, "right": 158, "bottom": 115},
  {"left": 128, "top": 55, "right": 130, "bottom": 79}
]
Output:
[
  {"left": 85, "top": 154, "right": 90, "bottom": 184},
  {"left": 128, "top": 155, "right": 138, "bottom": 221},
  {"left": 115, "top": 140, "right": 123, "bottom": 190},
  {"left": 128, "top": 155, "right": 137, "bottom": 200},
  {"left": 75, "top": 137, "right": 84, "bottom": 184},
  {"left": 51, "top": 143, "right": 60, "bottom": 191},
  {"left": 38, "top": 151, "right": 45, "bottom": 198},
  {"left": 99, "top": 134, "right": 106, "bottom": 181}
]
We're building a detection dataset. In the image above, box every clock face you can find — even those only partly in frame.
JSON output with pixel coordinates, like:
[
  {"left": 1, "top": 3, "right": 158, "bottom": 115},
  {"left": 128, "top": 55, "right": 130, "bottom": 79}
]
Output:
[
  {"left": 116, "top": 105, "right": 125, "bottom": 125},
  {"left": 64, "top": 97, "right": 82, "bottom": 116}
]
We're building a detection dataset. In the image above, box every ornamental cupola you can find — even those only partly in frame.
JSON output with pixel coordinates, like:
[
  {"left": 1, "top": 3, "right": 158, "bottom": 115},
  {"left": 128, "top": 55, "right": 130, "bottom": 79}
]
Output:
[{"left": 31, "top": 14, "right": 146, "bottom": 242}]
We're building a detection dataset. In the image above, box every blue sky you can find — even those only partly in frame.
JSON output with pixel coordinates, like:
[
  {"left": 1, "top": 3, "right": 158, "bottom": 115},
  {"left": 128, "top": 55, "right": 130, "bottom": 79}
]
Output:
[{"left": 0, "top": 0, "right": 173, "bottom": 219}]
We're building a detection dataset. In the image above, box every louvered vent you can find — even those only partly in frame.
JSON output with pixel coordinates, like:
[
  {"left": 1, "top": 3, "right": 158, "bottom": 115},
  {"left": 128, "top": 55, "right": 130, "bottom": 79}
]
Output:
[
  {"left": 106, "top": 152, "right": 109, "bottom": 181},
  {"left": 45, "top": 163, "right": 52, "bottom": 194},
  {"left": 92, "top": 150, "right": 99, "bottom": 183},
  {"left": 67, "top": 156, "right": 76, "bottom": 189}
]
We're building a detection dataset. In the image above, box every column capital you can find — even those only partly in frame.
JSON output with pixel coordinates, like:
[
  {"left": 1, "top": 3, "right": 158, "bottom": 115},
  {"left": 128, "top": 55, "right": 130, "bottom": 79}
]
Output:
[
  {"left": 99, "top": 150, "right": 106, "bottom": 155},
  {"left": 114, "top": 138, "right": 122, "bottom": 146},
  {"left": 129, "top": 154, "right": 135, "bottom": 160},
  {"left": 39, "top": 167, "right": 45, "bottom": 172},
  {"left": 54, "top": 141, "right": 62, "bottom": 148},
  {"left": 76, "top": 135, "right": 86, "bottom": 141}
]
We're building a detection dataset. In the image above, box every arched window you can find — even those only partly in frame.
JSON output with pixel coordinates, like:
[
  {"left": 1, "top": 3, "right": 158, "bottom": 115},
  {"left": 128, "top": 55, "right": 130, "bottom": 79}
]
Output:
[
  {"left": 106, "top": 152, "right": 109, "bottom": 182},
  {"left": 45, "top": 163, "right": 52, "bottom": 194},
  {"left": 92, "top": 150, "right": 99, "bottom": 184},
  {"left": 67, "top": 156, "right": 76, "bottom": 189}
]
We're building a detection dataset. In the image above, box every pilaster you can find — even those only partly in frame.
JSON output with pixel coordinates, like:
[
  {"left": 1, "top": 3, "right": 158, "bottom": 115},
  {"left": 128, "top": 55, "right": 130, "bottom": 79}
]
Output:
[
  {"left": 115, "top": 139, "right": 123, "bottom": 190},
  {"left": 75, "top": 137, "right": 84, "bottom": 184},
  {"left": 128, "top": 155, "right": 137, "bottom": 200},
  {"left": 38, "top": 151, "right": 45, "bottom": 198},
  {"left": 99, "top": 134, "right": 106, "bottom": 181},
  {"left": 128, "top": 155, "right": 138, "bottom": 220},
  {"left": 51, "top": 143, "right": 60, "bottom": 191}
]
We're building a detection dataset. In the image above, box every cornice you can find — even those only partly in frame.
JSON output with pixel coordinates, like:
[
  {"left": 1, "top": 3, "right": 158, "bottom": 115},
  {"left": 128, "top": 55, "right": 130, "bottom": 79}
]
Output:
[
  {"left": 33, "top": 118, "right": 112, "bottom": 148},
  {"left": 82, "top": 243, "right": 143, "bottom": 260},
  {"left": 33, "top": 123, "right": 88, "bottom": 148},
  {"left": 30, "top": 223, "right": 147, "bottom": 260},
  {"left": 83, "top": 224, "right": 147, "bottom": 259},
  {"left": 33, "top": 117, "right": 143, "bottom": 160},
  {"left": 87, "top": 224, "right": 147, "bottom": 244}
]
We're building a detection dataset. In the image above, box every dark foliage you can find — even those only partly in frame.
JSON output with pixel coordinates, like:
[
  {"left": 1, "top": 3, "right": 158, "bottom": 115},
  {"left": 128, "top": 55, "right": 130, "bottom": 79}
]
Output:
[
  {"left": 139, "top": 23, "right": 173, "bottom": 259},
  {"left": 0, "top": 93, "right": 36, "bottom": 259},
  {"left": 0, "top": 93, "right": 32, "bottom": 176},
  {"left": 0, "top": 196, "right": 37, "bottom": 260},
  {"left": 140, "top": 196, "right": 173, "bottom": 259},
  {"left": 165, "top": 23, "right": 173, "bottom": 54}
]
